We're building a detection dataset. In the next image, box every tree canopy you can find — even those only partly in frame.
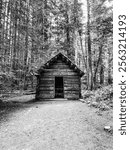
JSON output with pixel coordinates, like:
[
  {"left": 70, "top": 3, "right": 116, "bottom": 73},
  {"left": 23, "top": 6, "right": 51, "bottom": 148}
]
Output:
[{"left": 0, "top": 0, "right": 113, "bottom": 93}]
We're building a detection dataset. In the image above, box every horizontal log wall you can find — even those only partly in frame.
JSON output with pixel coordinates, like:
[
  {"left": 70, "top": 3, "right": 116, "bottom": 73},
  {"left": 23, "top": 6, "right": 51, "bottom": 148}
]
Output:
[
  {"left": 49, "top": 60, "right": 69, "bottom": 69},
  {"left": 41, "top": 71, "right": 77, "bottom": 76},
  {"left": 36, "top": 75, "right": 54, "bottom": 99},
  {"left": 64, "top": 75, "right": 80, "bottom": 99},
  {"left": 36, "top": 59, "right": 80, "bottom": 100}
]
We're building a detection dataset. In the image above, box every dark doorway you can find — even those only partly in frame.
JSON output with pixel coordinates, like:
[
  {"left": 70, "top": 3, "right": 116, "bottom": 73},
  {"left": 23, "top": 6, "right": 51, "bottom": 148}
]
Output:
[{"left": 55, "top": 77, "right": 64, "bottom": 98}]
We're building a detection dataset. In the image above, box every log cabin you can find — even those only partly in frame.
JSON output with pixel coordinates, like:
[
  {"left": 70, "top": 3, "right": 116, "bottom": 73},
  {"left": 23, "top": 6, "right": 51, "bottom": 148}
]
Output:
[{"left": 35, "top": 52, "right": 84, "bottom": 100}]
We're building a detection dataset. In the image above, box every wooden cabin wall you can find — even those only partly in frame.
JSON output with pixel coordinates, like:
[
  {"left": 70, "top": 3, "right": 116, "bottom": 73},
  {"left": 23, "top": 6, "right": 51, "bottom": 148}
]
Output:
[
  {"left": 36, "top": 75, "right": 54, "bottom": 99},
  {"left": 36, "top": 59, "right": 80, "bottom": 100},
  {"left": 64, "top": 76, "right": 80, "bottom": 99}
]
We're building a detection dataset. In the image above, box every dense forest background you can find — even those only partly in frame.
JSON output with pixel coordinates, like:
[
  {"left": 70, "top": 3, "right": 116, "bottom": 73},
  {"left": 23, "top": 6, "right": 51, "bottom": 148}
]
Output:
[{"left": 0, "top": 0, "right": 113, "bottom": 96}]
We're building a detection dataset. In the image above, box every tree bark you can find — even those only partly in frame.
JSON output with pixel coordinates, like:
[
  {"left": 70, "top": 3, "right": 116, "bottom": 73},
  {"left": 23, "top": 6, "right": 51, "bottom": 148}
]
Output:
[
  {"left": 86, "top": 0, "right": 93, "bottom": 90},
  {"left": 23, "top": 0, "right": 29, "bottom": 90},
  {"left": 12, "top": 1, "right": 18, "bottom": 71},
  {"left": 0, "top": 0, "right": 3, "bottom": 70},
  {"left": 100, "top": 63, "right": 104, "bottom": 85},
  {"left": 93, "top": 44, "right": 103, "bottom": 88},
  {"left": 108, "top": 45, "right": 112, "bottom": 84},
  {"left": 64, "top": 1, "right": 71, "bottom": 59}
]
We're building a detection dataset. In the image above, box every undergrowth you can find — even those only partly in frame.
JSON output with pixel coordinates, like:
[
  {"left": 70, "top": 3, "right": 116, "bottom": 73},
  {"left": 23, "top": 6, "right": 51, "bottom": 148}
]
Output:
[{"left": 82, "top": 84, "right": 113, "bottom": 110}]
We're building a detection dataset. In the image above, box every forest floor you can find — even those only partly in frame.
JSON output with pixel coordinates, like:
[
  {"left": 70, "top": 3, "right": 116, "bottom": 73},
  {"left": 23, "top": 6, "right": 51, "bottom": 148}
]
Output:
[{"left": 0, "top": 96, "right": 112, "bottom": 150}]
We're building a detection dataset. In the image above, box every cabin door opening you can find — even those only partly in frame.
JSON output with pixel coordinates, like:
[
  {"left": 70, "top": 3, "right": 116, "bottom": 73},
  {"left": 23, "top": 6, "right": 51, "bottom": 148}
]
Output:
[{"left": 55, "top": 77, "right": 64, "bottom": 98}]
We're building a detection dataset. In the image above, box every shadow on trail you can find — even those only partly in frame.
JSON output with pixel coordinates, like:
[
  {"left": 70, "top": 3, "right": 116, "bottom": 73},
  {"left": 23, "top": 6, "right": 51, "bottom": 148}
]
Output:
[
  {"left": 0, "top": 101, "right": 34, "bottom": 124},
  {"left": 0, "top": 99, "right": 80, "bottom": 124}
]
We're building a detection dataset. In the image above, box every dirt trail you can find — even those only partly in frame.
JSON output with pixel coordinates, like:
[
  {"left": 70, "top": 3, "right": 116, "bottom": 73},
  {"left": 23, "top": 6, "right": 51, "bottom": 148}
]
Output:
[{"left": 0, "top": 100, "right": 112, "bottom": 150}]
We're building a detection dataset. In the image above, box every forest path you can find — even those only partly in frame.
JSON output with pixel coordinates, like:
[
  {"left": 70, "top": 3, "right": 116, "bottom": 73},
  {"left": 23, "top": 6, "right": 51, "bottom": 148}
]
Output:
[{"left": 0, "top": 100, "right": 112, "bottom": 150}]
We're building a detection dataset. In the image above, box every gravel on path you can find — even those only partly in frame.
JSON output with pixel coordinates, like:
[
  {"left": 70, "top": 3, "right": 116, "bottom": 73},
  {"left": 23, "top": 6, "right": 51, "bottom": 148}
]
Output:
[{"left": 0, "top": 100, "right": 112, "bottom": 150}]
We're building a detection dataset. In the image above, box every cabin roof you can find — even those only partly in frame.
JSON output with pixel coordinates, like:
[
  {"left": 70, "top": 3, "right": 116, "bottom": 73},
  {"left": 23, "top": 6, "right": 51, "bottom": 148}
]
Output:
[{"left": 37, "top": 52, "right": 84, "bottom": 77}]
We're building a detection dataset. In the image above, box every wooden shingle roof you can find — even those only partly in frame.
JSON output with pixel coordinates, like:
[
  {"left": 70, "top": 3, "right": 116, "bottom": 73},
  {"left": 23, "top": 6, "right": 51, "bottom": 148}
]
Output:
[{"left": 38, "top": 52, "right": 84, "bottom": 77}]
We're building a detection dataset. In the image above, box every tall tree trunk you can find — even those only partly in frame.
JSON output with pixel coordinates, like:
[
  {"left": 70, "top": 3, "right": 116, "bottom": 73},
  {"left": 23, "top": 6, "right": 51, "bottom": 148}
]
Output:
[
  {"left": 108, "top": 46, "right": 112, "bottom": 84},
  {"left": 43, "top": 0, "right": 48, "bottom": 50},
  {"left": 73, "top": 0, "right": 79, "bottom": 65},
  {"left": 9, "top": 2, "right": 13, "bottom": 72},
  {"left": 93, "top": 44, "right": 103, "bottom": 88},
  {"left": 1, "top": 0, "right": 7, "bottom": 72},
  {"left": 86, "top": 0, "right": 93, "bottom": 90},
  {"left": 65, "top": 1, "right": 71, "bottom": 59},
  {"left": 100, "top": 62, "right": 104, "bottom": 85},
  {"left": 23, "top": 0, "right": 29, "bottom": 90},
  {"left": 4, "top": 0, "right": 10, "bottom": 69},
  {"left": 12, "top": 1, "right": 18, "bottom": 71},
  {"left": 0, "top": 0, "right": 2, "bottom": 41},
  {"left": 0, "top": 0, "right": 3, "bottom": 70},
  {"left": 79, "top": 31, "right": 87, "bottom": 73},
  {"left": 66, "top": 13, "right": 71, "bottom": 58},
  {"left": 85, "top": 27, "right": 89, "bottom": 89},
  {"left": 16, "top": 0, "right": 21, "bottom": 89}
]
